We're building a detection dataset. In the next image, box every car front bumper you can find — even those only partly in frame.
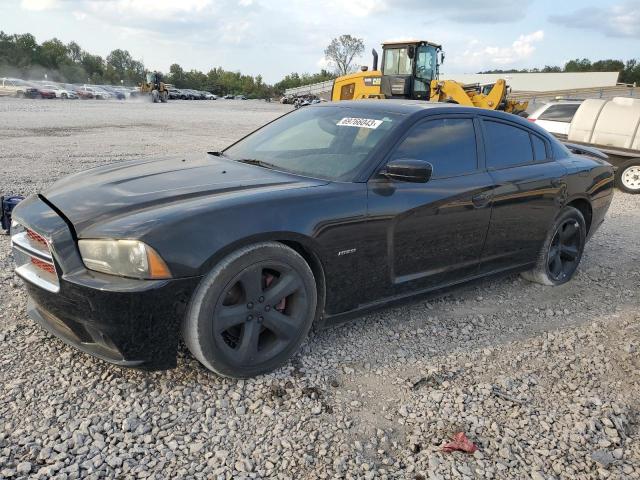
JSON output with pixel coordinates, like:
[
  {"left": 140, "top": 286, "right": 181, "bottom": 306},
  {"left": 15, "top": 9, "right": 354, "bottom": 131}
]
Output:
[
  {"left": 12, "top": 195, "right": 201, "bottom": 370},
  {"left": 25, "top": 273, "right": 200, "bottom": 370}
]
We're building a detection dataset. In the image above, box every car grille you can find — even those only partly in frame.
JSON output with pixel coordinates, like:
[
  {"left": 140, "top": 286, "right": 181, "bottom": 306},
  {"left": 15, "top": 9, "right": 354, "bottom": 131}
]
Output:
[{"left": 11, "top": 225, "right": 60, "bottom": 293}]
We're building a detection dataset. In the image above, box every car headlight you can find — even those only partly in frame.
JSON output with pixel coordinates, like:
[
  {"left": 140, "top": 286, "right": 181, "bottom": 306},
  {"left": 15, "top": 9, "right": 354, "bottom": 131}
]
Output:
[{"left": 78, "top": 239, "right": 171, "bottom": 279}]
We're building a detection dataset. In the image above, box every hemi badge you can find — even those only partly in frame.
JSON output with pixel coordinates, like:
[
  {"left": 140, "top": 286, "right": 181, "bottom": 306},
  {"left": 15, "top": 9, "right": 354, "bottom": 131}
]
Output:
[{"left": 337, "top": 248, "right": 357, "bottom": 256}]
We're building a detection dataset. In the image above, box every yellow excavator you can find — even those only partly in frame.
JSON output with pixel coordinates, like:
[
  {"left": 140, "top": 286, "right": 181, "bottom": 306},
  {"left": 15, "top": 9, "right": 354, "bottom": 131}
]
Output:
[
  {"left": 139, "top": 71, "right": 169, "bottom": 103},
  {"left": 331, "top": 40, "right": 528, "bottom": 115}
]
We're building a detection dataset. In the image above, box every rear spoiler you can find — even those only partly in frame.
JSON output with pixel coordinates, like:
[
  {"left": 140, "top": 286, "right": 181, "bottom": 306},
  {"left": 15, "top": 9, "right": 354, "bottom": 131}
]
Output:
[{"left": 563, "top": 142, "right": 609, "bottom": 160}]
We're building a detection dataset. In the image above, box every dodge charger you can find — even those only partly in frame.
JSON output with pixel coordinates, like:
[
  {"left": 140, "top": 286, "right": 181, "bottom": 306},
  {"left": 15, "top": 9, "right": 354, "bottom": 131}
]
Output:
[{"left": 11, "top": 101, "right": 615, "bottom": 378}]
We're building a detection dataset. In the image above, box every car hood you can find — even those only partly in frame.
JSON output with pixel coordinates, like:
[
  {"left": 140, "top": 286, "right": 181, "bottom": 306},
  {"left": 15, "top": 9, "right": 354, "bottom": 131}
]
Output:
[{"left": 43, "top": 154, "right": 326, "bottom": 235}]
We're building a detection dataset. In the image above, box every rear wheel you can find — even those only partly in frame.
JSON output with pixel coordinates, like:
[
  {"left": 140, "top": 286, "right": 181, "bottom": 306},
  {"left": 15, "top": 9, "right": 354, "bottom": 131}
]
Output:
[
  {"left": 151, "top": 90, "right": 159, "bottom": 103},
  {"left": 616, "top": 159, "right": 640, "bottom": 194},
  {"left": 182, "top": 242, "right": 318, "bottom": 378},
  {"left": 160, "top": 91, "right": 168, "bottom": 103},
  {"left": 61, "top": 93, "right": 67, "bottom": 99},
  {"left": 521, "top": 206, "right": 586, "bottom": 286}
]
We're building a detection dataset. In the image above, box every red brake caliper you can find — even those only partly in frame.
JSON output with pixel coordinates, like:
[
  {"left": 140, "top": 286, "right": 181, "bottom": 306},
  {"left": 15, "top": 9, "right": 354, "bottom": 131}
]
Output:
[{"left": 264, "top": 273, "right": 286, "bottom": 312}]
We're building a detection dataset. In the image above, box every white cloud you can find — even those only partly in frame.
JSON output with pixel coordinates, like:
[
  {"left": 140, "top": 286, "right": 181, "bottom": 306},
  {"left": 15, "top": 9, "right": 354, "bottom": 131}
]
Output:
[
  {"left": 331, "top": 0, "right": 386, "bottom": 17},
  {"left": 316, "top": 56, "right": 330, "bottom": 69},
  {"left": 21, "top": 0, "right": 59, "bottom": 10},
  {"left": 549, "top": 2, "right": 640, "bottom": 38},
  {"left": 84, "top": 0, "right": 214, "bottom": 22},
  {"left": 391, "top": 0, "right": 532, "bottom": 23},
  {"left": 460, "top": 30, "right": 544, "bottom": 66}
]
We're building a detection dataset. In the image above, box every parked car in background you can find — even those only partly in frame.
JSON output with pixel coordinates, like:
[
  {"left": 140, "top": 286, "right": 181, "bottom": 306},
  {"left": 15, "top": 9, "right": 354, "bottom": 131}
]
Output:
[
  {"left": 235, "top": 94, "right": 247, "bottom": 100},
  {"left": 179, "top": 89, "right": 195, "bottom": 100},
  {"left": 528, "top": 100, "right": 583, "bottom": 138},
  {"left": 69, "top": 85, "right": 94, "bottom": 99},
  {"left": 74, "top": 86, "right": 105, "bottom": 99},
  {"left": 99, "top": 86, "right": 125, "bottom": 100},
  {"left": 90, "top": 86, "right": 115, "bottom": 100},
  {"left": 202, "top": 91, "right": 217, "bottom": 100},
  {"left": 11, "top": 102, "right": 614, "bottom": 377},
  {"left": 24, "top": 82, "right": 56, "bottom": 99},
  {"left": 40, "top": 83, "right": 78, "bottom": 99},
  {"left": 224, "top": 94, "right": 234, "bottom": 99},
  {"left": 0, "top": 78, "right": 28, "bottom": 97},
  {"left": 167, "top": 88, "right": 182, "bottom": 100}
]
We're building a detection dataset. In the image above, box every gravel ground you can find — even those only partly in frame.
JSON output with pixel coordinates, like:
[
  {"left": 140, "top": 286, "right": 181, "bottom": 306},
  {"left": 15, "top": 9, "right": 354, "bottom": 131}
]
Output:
[{"left": 0, "top": 97, "right": 639, "bottom": 480}]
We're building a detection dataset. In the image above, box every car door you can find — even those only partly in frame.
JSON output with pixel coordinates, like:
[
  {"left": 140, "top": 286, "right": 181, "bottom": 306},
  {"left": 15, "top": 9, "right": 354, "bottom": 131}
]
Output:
[
  {"left": 478, "top": 117, "right": 568, "bottom": 274},
  {"left": 361, "top": 114, "right": 494, "bottom": 304}
]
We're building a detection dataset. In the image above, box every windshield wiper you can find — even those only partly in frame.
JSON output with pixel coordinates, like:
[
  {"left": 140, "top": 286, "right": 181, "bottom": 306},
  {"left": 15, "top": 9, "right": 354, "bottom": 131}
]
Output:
[{"left": 236, "top": 158, "right": 277, "bottom": 170}]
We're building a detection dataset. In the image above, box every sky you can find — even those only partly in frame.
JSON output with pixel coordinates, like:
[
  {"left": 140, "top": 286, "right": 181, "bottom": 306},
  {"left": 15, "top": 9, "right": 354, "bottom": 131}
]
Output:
[{"left": 2, "top": 0, "right": 639, "bottom": 83}]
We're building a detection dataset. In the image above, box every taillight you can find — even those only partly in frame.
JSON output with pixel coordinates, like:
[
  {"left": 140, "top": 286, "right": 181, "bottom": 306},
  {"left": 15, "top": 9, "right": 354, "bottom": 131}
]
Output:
[{"left": 527, "top": 118, "right": 536, "bottom": 122}]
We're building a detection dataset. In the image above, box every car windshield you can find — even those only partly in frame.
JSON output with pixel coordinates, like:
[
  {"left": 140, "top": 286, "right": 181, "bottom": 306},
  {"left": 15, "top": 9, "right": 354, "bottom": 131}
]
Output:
[{"left": 224, "top": 106, "right": 404, "bottom": 181}]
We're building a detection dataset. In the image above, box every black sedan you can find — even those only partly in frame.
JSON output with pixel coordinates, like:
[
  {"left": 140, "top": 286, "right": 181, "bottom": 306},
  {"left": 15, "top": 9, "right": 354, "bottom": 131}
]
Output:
[{"left": 11, "top": 102, "right": 614, "bottom": 378}]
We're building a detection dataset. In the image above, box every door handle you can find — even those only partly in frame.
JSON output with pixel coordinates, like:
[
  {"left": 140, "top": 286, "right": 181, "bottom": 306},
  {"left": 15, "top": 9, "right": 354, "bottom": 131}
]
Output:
[{"left": 472, "top": 192, "right": 492, "bottom": 208}]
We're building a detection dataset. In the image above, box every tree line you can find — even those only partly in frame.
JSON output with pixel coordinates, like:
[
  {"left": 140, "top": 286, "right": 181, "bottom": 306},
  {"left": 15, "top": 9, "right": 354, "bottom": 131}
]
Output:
[
  {"left": 0, "top": 32, "right": 294, "bottom": 96},
  {"left": 0, "top": 32, "right": 145, "bottom": 86},
  {"left": 479, "top": 58, "right": 640, "bottom": 85},
  {"left": 0, "top": 31, "right": 365, "bottom": 96}
]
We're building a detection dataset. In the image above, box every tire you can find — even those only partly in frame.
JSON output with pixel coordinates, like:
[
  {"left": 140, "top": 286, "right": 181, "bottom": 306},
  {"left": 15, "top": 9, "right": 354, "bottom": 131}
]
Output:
[
  {"left": 615, "top": 159, "right": 640, "bottom": 194},
  {"left": 160, "top": 91, "right": 168, "bottom": 103},
  {"left": 61, "top": 93, "right": 67, "bottom": 99},
  {"left": 151, "top": 90, "right": 159, "bottom": 103},
  {"left": 182, "top": 242, "right": 318, "bottom": 378},
  {"left": 521, "top": 206, "right": 586, "bottom": 286}
]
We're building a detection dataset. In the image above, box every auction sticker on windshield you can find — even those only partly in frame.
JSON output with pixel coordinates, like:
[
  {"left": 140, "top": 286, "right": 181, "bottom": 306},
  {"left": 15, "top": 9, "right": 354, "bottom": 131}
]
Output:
[{"left": 337, "top": 117, "right": 383, "bottom": 129}]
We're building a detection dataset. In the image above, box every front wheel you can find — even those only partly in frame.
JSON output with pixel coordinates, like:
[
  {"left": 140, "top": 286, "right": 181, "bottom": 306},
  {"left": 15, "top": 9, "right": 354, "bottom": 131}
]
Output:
[
  {"left": 182, "top": 242, "right": 318, "bottom": 378},
  {"left": 616, "top": 159, "right": 640, "bottom": 194},
  {"left": 160, "top": 91, "right": 168, "bottom": 103},
  {"left": 521, "top": 206, "right": 586, "bottom": 286},
  {"left": 151, "top": 90, "right": 159, "bottom": 103}
]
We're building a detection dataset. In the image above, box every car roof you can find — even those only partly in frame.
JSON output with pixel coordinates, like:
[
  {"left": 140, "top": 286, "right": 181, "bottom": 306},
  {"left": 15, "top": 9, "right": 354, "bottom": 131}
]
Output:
[
  {"left": 313, "top": 100, "right": 522, "bottom": 119},
  {"left": 312, "top": 100, "right": 558, "bottom": 138}
]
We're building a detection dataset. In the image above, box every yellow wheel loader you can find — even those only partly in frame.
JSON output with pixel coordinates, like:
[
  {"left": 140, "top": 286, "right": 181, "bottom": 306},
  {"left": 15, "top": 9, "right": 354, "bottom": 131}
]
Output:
[
  {"left": 331, "top": 40, "right": 528, "bottom": 115},
  {"left": 139, "top": 71, "right": 169, "bottom": 103}
]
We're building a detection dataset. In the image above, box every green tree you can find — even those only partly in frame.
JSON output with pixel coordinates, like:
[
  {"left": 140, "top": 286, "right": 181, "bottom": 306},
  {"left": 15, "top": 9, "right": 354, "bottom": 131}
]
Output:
[
  {"left": 324, "top": 35, "right": 365, "bottom": 76},
  {"left": 38, "top": 38, "right": 69, "bottom": 69}
]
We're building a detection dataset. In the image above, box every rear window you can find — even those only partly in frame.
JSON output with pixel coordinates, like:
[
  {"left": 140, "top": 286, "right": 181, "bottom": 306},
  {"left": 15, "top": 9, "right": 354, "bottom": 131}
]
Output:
[
  {"left": 483, "top": 120, "right": 534, "bottom": 169},
  {"left": 538, "top": 104, "right": 580, "bottom": 123},
  {"left": 531, "top": 134, "right": 548, "bottom": 161}
]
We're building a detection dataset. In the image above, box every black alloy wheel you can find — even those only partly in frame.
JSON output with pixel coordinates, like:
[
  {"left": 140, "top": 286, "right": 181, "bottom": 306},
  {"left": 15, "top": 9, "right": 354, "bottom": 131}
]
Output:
[
  {"left": 521, "top": 206, "right": 586, "bottom": 286},
  {"left": 213, "top": 262, "right": 308, "bottom": 367},
  {"left": 546, "top": 218, "right": 582, "bottom": 282},
  {"left": 183, "top": 242, "right": 318, "bottom": 378}
]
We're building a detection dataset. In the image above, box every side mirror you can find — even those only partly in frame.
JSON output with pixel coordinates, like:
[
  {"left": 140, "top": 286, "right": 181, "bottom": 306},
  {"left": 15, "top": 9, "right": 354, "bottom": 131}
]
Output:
[{"left": 383, "top": 159, "right": 433, "bottom": 183}]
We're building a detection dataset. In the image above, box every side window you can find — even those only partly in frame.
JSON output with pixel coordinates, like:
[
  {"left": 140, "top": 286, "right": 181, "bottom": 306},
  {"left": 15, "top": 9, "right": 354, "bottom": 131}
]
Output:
[
  {"left": 483, "top": 120, "right": 533, "bottom": 169},
  {"left": 391, "top": 118, "right": 478, "bottom": 178},
  {"left": 531, "top": 134, "right": 548, "bottom": 161},
  {"left": 538, "top": 104, "right": 580, "bottom": 123}
]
